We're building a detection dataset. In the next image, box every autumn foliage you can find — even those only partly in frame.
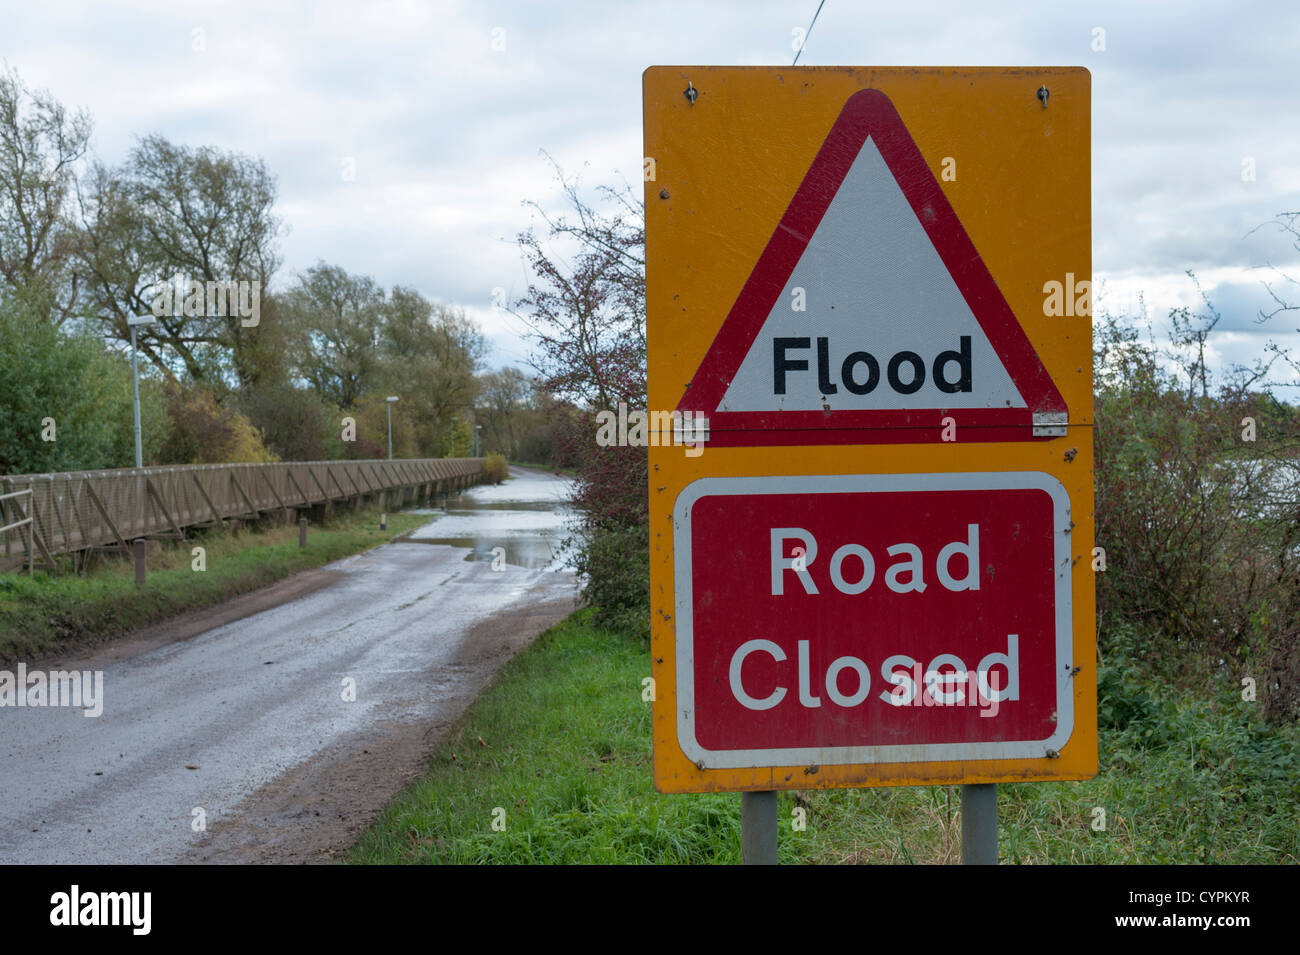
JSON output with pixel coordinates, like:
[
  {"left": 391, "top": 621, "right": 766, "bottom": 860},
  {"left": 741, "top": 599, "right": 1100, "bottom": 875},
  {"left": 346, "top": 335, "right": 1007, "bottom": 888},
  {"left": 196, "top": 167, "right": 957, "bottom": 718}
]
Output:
[{"left": 158, "top": 384, "right": 276, "bottom": 464}]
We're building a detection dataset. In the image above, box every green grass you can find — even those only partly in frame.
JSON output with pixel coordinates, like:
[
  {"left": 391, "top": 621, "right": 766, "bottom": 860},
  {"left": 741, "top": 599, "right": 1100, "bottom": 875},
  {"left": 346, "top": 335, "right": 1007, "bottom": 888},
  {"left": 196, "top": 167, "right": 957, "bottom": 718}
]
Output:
[
  {"left": 350, "top": 610, "right": 1300, "bottom": 865},
  {"left": 349, "top": 610, "right": 750, "bottom": 864},
  {"left": 0, "top": 506, "right": 431, "bottom": 662}
]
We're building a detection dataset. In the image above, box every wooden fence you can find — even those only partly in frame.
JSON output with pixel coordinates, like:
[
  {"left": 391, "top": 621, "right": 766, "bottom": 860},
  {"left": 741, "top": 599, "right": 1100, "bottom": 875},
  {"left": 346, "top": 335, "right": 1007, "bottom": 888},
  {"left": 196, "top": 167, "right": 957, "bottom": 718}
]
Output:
[{"left": 0, "top": 458, "right": 484, "bottom": 571}]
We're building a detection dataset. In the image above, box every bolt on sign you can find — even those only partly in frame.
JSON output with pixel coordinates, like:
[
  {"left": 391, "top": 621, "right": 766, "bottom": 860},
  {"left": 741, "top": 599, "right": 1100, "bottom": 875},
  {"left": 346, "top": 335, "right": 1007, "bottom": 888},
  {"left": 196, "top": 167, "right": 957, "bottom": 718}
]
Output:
[{"left": 645, "top": 66, "right": 1096, "bottom": 793}]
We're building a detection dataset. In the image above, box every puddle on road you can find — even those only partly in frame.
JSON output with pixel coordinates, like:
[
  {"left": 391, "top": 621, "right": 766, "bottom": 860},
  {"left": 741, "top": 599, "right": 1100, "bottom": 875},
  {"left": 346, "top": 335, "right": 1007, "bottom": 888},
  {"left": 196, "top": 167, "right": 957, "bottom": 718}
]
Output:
[
  {"left": 403, "top": 472, "right": 576, "bottom": 572},
  {"left": 410, "top": 499, "right": 558, "bottom": 513},
  {"left": 400, "top": 535, "right": 566, "bottom": 570}
]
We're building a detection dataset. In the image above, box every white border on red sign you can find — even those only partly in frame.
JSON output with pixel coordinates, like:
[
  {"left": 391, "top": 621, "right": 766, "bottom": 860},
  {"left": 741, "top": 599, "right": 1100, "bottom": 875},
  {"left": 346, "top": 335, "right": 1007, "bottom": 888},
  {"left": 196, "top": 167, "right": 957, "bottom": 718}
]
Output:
[{"left": 672, "top": 471, "right": 1075, "bottom": 769}]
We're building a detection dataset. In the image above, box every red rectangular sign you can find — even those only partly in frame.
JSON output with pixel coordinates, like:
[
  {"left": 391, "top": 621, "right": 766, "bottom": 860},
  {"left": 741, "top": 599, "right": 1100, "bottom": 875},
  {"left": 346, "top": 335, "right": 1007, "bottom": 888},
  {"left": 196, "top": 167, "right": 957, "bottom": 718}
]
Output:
[{"left": 673, "top": 472, "right": 1074, "bottom": 769}]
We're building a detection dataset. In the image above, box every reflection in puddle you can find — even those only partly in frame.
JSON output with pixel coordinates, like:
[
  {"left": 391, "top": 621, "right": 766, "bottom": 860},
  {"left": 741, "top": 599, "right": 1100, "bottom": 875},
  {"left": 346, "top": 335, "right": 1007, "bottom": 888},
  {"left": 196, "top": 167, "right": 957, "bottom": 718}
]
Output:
[
  {"left": 404, "top": 471, "right": 576, "bottom": 572},
  {"left": 409, "top": 499, "right": 560, "bottom": 514},
  {"left": 401, "top": 535, "right": 566, "bottom": 570}
]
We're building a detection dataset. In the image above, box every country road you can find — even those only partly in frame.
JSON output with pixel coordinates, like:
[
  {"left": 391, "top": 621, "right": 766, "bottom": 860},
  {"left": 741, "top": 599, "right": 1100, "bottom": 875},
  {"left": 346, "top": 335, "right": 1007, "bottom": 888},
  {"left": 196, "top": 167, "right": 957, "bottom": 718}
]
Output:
[{"left": 0, "top": 467, "right": 578, "bottom": 864}]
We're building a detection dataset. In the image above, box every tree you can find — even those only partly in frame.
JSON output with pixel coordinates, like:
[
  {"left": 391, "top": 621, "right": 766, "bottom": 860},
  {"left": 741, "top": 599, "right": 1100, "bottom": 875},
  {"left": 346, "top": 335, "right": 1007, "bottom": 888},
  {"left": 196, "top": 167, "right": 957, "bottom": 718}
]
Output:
[
  {"left": 0, "top": 293, "right": 163, "bottom": 473},
  {"left": 512, "top": 157, "right": 646, "bottom": 409},
  {"left": 1237, "top": 210, "right": 1300, "bottom": 400},
  {"left": 377, "top": 293, "right": 486, "bottom": 455},
  {"left": 0, "top": 65, "right": 92, "bottom": 326},
  {"left": 516, "top": 389, "right": 581, "bottom": 467},
  {"left": 75, "top": 135, "right": 282, "bottom": 389},
  {"left": 277, "top": 268, "right": 487, "bottom": 458},
  {"left": 1250, "top": 210, "right": 1300, "bottom": 331},
  {"left": 280, "top": 261, "right": 385, "bottom": 409},
  {"left": 445, "top": 416, "right": 475, "bottom": 458},
  {"left": 476, "top": 366, "right": 533, "bottom": 457},
  {"left": 513, "top": 161, "right": 650, "bottom": 635}
]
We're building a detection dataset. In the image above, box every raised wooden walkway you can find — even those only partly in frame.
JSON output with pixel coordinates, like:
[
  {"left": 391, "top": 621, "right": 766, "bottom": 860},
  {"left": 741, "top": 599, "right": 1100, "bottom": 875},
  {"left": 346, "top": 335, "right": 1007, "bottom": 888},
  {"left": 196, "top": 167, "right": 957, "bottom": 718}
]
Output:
[{"left": 0, "top": 458, "right": 484, "bottom": 570}]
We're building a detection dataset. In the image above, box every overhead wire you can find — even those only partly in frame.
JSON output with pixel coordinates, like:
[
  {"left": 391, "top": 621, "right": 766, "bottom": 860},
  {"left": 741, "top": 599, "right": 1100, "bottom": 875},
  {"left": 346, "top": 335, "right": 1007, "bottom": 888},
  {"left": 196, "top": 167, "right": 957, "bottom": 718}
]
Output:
[{"left": 792, "top": 0, "right": 827, "bottom": 66}]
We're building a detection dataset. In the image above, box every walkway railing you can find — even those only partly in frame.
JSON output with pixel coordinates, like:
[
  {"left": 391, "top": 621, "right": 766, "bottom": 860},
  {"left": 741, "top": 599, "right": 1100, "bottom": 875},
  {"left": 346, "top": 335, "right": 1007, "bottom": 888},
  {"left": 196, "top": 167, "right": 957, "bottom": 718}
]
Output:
[
  {"left": 0, "top": 488, "right": 36, "bottom": 575},
  {"left": 0, "top": 458, "right": 484, "bottom": 571}
]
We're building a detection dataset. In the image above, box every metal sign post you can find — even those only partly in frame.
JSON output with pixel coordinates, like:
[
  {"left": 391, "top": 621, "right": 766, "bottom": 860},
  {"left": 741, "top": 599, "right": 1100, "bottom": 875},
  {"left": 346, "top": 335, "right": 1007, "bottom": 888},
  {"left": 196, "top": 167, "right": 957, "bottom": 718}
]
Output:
[
  {"left": 741, "top": 791, "right": 778, "bottom": 865},
  {"left": 961, "top": 783, "right": 998, "bottom": 864}
]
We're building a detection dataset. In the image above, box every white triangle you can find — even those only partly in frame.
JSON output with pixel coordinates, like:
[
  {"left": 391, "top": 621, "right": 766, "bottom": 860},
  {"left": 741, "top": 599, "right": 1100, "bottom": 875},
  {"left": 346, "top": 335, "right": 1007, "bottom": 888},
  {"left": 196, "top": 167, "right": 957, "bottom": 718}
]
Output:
[{"left": 719, "top": 136, "right": 1027, "bottom": 412}]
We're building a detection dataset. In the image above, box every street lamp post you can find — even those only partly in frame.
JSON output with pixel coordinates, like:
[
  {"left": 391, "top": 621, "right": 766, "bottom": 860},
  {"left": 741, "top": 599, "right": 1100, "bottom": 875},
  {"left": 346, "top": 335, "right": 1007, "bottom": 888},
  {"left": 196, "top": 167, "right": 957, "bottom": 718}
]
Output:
[
  {"left": 127, "top": 315, "right": 158, "bottom": 468},
  {"left": 386, "top": 396, "right": 399, "bottom": 460},
  {"left": 475, "top": 425, "right": 483, "bottom": 458}
]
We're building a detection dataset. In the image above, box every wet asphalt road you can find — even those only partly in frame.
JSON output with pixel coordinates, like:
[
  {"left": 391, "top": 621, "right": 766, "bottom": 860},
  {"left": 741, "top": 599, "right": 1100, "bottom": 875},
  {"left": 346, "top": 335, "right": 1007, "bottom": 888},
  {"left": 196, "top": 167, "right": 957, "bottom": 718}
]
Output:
[{"left": 0, "top": 468, "right": 576, "bottom": 864}]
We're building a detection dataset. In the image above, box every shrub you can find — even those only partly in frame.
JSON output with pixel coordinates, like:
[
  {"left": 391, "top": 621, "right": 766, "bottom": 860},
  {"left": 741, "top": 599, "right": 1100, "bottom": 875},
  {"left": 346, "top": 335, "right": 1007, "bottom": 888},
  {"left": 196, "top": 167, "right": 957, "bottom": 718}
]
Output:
[
  {"left": 238, "top": 384, "right": 332, "bottom": 461},
  {"left": 158, "top": 384, "right": 277, "bottom": 464},
  {"left": 552, "top": 411, "right": 649, "bottom": 634},
  {"left": 483, "top": 452, "right": 509, "bottom": 484},
  {"left": 556, "top": 412, "right": 647, "bottom": 532},
  {"left": 1093, "top": 310, "right": 1300, "bottom": 723},
  {"left": 0, "top": 296, "right": 165, "bottom": 472},
  {"left": 573, "top": 522, "right": 649, "bottom": 641}
]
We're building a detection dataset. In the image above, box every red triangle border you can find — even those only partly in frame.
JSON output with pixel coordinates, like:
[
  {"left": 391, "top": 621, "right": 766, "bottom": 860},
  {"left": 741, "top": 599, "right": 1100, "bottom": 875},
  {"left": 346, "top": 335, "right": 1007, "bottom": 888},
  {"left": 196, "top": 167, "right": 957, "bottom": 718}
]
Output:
[{"left": 676, "top": 88, "right": 1067, "bottom": 446}]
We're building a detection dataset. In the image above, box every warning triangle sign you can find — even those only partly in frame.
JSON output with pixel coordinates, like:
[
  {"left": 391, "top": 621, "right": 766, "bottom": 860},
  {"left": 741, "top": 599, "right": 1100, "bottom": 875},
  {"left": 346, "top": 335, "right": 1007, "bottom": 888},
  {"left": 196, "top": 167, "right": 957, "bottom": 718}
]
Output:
[{"left": 677, "top": 89, "right": 1066, "bottom": 446}]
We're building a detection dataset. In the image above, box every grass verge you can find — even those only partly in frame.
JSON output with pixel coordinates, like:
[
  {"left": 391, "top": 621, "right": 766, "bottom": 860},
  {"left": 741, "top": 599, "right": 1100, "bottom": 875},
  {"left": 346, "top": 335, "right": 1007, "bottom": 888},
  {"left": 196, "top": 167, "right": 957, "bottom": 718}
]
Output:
[
  {"left": 350, "top": 610, "right": 1300, "bottom": 864},
  {"left": 0, "top": 506, "right": 433, "bottom": 662}
]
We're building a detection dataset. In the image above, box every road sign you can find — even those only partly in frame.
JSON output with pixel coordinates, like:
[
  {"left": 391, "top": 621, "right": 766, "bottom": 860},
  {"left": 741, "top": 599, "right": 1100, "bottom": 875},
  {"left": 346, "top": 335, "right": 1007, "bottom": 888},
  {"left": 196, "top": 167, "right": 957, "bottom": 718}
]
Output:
[
  {"left": 676, "top": 473, "right": 1071, "bottom": 767},
  {"left": 646, "top": 66, "right": 1095, "bottom": 793},
  {"left": 678, "top": 89, "right": 1064, "bottom": 446}
]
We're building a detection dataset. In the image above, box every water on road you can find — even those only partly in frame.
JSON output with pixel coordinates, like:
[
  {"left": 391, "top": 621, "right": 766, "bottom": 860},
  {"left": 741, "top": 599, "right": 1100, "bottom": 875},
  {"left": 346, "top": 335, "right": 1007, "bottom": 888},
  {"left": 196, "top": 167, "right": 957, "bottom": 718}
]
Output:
[{"left": 406, "top": 469, "right": 576, "bottom": 571}]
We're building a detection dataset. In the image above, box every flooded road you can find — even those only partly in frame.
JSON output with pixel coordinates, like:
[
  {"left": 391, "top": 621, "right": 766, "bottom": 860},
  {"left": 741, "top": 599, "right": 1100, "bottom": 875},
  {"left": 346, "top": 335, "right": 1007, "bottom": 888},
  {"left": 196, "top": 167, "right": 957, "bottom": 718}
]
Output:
[
  {"left": 0, "top": 466, "right": 577, "bottom": 864},
  {"left": 405, "top": 470, "right": 575, "bottom": 571}
]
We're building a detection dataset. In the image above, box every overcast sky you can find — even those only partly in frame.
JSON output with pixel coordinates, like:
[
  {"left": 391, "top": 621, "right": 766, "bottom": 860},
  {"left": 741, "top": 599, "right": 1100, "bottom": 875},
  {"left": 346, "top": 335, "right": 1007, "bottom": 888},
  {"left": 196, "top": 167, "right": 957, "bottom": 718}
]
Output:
[{"left": 4, "top": 0, "right": 1299, "bottom": 390}]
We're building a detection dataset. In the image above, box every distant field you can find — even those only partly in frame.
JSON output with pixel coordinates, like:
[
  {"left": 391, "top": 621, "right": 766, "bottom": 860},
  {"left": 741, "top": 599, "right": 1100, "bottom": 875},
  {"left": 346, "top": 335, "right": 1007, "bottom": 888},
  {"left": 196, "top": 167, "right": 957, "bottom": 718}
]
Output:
[{"left": 350, "top": 610, "right": 1300, "bottom": 865}]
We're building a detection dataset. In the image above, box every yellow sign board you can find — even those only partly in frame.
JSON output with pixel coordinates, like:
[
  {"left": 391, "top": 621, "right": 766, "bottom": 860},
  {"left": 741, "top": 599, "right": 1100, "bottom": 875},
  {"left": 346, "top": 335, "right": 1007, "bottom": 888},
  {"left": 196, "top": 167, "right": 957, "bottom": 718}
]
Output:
[{"left": 645, "top": 66, "right": 1095, "bottom": 794}]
